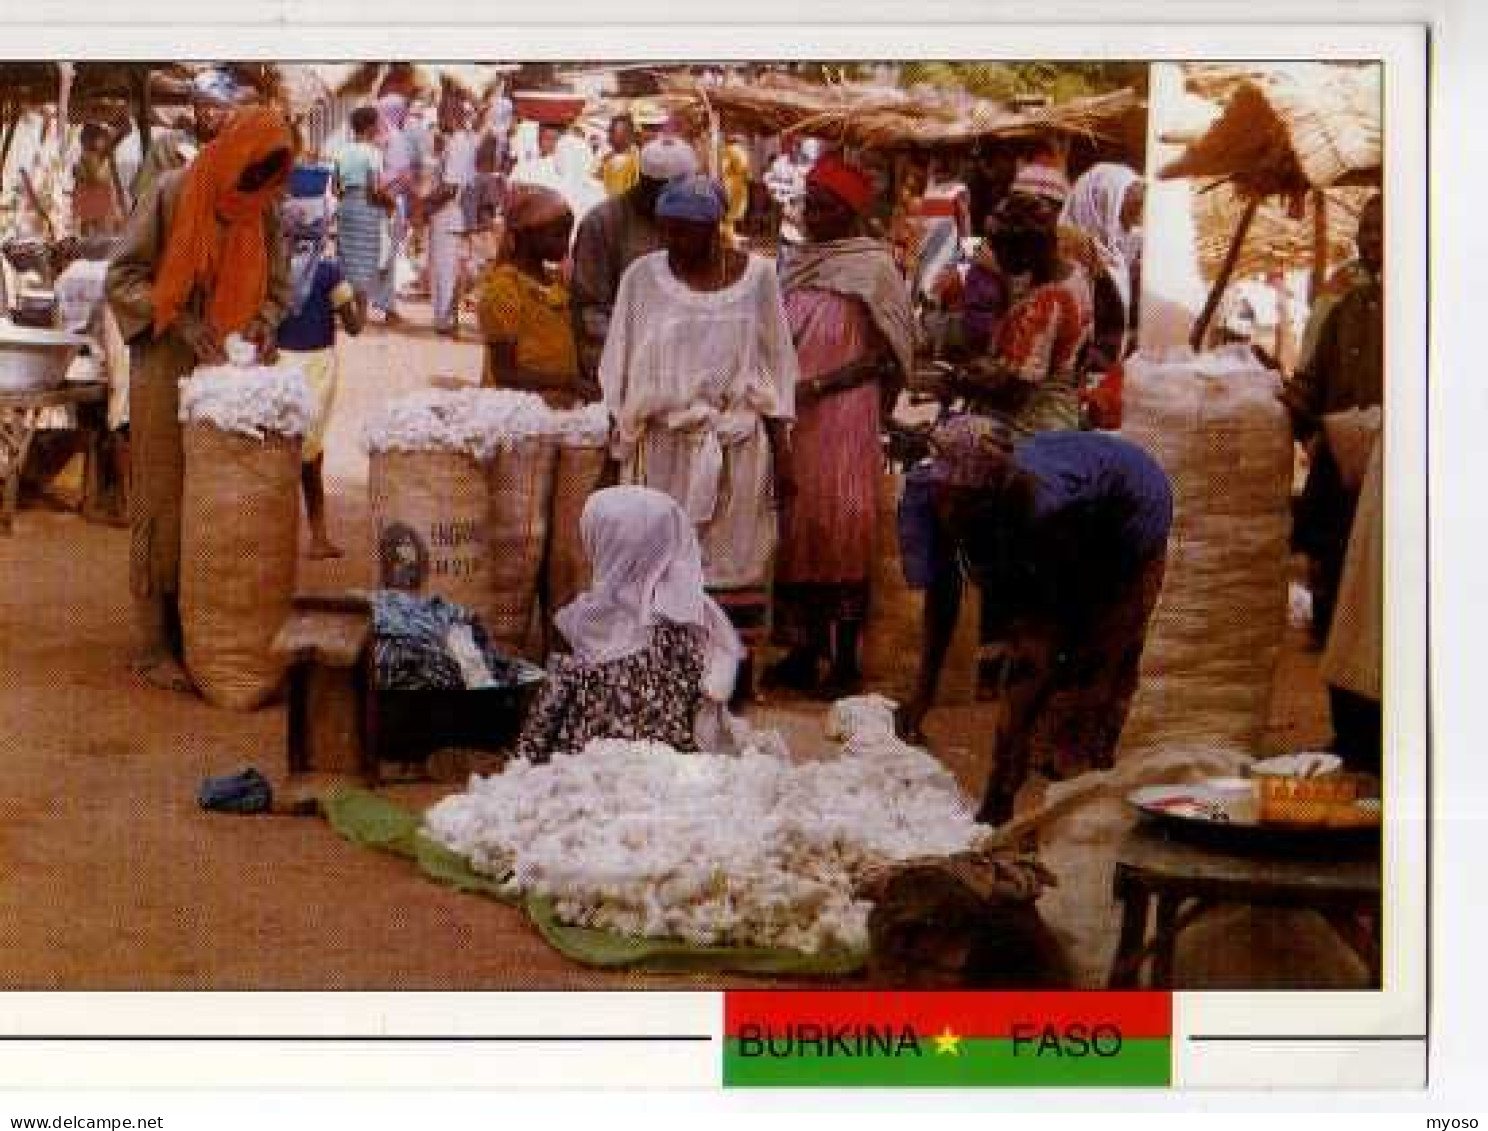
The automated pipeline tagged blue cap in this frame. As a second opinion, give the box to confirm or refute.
[655,175,728,223]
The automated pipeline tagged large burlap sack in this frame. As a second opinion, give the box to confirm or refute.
[862,471,979,707]
[368,449,496,630]
[1118,346,1294,756]
[486,438,558,654]
[545,443,608,619]
[180,424,301,710]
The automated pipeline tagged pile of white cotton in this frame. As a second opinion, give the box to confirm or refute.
[363,389,612,458]
[178,340,314,439]
[550,402,612,448]
[422,698,985,955]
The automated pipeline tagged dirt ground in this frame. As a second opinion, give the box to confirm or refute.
[0,302,1331,990]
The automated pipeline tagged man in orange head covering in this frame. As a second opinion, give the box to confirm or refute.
[106,106,295,693]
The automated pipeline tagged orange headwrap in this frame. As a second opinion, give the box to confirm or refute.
[151,106,295,338]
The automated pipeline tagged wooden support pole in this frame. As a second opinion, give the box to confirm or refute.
[1189,192,1261,351]
[1309,187,1330,304]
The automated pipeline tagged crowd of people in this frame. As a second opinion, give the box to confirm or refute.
[37,64,1381,827]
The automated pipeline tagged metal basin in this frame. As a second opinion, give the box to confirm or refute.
[0,323,91,393]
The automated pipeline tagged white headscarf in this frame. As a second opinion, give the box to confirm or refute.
[1060,162,1140,316]
[553,486,743,705]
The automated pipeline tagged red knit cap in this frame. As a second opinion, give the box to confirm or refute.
[807,153,875,215]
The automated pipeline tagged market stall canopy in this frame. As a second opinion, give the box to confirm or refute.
[0,62,196,123]
[1190,181,1374,283]
[318,62,519,104]
[667,73,1144,152]
[1161,64,1381,194]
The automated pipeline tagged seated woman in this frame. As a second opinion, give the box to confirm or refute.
[513,486,746,763]
[476,183,598,408]
[898,416,1174,826]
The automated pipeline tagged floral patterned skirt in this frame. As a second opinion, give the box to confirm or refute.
[979,554,1167,823]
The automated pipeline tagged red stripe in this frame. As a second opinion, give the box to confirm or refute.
[724,991,1171,1039]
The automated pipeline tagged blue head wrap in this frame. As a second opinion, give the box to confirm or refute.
[656,175,728,223]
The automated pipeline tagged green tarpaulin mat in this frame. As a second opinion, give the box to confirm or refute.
[523,894,865,975]
[323,787,516,903]
[323,788,866,976]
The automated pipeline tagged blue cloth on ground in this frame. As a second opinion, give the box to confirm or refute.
[198,768,274,814]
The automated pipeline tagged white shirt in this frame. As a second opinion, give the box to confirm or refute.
[601,251,797,438]
[431,130,478,232]
[599,252,800,588]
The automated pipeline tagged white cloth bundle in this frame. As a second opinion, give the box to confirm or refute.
[422,697,984,954]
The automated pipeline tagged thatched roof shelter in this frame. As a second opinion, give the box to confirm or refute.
[1159,63,1381,348]
[316,62,516,105]
[0,62,196,123]
[1161,64,1381,194]
[1190,181,1373,282]
[668,73,1144,154]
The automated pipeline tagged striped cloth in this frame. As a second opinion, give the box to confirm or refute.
[337,188,386,296]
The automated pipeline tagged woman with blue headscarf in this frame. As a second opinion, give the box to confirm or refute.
[276,209,365,559]
[599,174,801,695]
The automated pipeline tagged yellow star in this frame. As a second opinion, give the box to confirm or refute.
[933,1026,962,1056]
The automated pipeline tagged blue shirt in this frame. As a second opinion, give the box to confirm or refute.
[276,259,346,353]
[952,431,1173,625]
[1017,431,1174,570]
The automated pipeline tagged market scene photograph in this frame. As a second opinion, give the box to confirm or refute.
[0,59,1385,991]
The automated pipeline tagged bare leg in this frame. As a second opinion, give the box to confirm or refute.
[106,431,131,526]
[301,456,342,559]
[132,594,193,693]
[821,617,864,698]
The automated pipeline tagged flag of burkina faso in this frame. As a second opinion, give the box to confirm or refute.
[723,991,1171,1087]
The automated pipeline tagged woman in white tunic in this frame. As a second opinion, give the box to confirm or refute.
[599,175,799,688]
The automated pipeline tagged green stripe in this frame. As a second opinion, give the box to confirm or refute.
[724,1036,1171,1087]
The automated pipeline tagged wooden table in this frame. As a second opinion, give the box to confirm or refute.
[1106,821,1381,989]
[0,381,109,534]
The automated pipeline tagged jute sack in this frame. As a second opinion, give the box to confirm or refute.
[862,470,979,707]
[1118,348,1293,756]
[545,443,608,619]
[486,438,558,654]
[180,424,301,710]
[368,449,496,630]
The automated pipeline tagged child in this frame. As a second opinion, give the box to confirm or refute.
[276,212,365,559]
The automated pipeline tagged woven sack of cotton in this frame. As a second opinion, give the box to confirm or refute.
[368,448,496,629]
[364,388,564,638]
[486,437,559,654]
[177,347,311,710]
[543,406,611,623]
[1116,345,1294,756]
[861,471,980,706]
[422,696,987,956]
